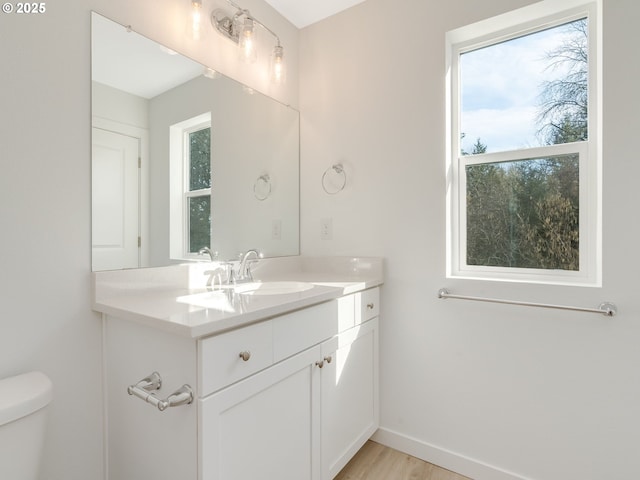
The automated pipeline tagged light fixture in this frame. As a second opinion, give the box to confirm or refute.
[238,16,257,63]
[270,44,285,85]
[187,0,203,40]
[210,0,285,84]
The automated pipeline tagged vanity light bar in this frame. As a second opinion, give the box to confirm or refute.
[209,0,285,83]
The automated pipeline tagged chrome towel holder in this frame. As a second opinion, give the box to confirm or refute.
[438,288,617,317]
[127,372,194,412]
[322,163,346,194]
[254,173,272,200]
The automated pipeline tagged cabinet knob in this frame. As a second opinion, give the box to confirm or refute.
[316,356,332,368]
[239,351,251,362]
[367,303,375,309]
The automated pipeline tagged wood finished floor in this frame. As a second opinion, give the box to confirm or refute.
[334,441,472,480]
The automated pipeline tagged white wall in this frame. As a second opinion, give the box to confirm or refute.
[92,82,149,129]
[148,75,299,264]
[0,1,298,479]
[4,0,639,479]
[300,0,640,479]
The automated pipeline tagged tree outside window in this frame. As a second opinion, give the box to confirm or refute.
[448,3,600,286]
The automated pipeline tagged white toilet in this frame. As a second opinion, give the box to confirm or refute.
[0,371,53,480]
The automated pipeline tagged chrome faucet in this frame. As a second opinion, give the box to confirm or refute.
[198,247,218,262]
[235,249,261,283]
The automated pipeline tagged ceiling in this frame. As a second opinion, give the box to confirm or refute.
[92,13,206,99]
[263,0,367,28]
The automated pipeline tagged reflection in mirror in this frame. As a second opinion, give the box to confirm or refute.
[91,12,299,271]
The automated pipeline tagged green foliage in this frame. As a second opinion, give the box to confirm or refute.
[189,196,211,253]
[188,127,211,253]
[189,128,211,191]
[461,135,487,156]
[466,156,579,270]
[471,138,487,154]
[464,18,586,271]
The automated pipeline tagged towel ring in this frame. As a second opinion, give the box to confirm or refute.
[254,174,271,201]
[322,164,346,195]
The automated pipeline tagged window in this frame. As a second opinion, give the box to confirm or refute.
[170,113,212,260]
[446,1,601,286]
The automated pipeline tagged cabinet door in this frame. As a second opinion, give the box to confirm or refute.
[321,318,379,480]
[200,345,322,480]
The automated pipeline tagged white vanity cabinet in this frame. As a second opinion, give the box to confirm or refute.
[200,344,321,480]
[321,316,379,479]
[103,287,380,480]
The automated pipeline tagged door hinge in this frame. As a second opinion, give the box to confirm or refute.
[138,236,141,247]
[138,157,141,168]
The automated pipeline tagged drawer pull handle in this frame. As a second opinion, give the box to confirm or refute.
[324,355,333,364]
[315,360,324,368]
[239,351,251,362]
[367,303,375,309]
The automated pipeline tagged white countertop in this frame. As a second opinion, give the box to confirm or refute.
[92,256,383,338]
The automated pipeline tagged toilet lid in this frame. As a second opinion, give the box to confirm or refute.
[0,371,53,426]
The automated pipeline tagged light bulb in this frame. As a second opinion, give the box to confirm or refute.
[187,0,202,40]
[238,17,257,63]
[269,45,286,85]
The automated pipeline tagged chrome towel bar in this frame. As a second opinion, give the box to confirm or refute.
[127,372,194,412]
[437,288,617,317]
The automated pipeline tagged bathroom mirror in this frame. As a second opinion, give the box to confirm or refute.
[91,12,299,271]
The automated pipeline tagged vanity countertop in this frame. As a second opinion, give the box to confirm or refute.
[92,256,383,338]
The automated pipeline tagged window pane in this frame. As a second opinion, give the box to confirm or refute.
[189,128,211,191]
[188,195,211,253]
[460,18,588,155]
[466,154,579,270]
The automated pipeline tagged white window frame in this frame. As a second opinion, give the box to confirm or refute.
[170,112,212,261]
[446,0,602,287]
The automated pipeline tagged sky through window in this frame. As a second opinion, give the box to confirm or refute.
[460,19,586,154]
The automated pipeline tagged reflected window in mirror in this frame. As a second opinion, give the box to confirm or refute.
[91,13,300,271]
[170,112,212,260]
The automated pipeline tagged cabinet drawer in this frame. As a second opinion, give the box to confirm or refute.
[273,301,338,363]
[199,320,273,395]
[355,288,380,325]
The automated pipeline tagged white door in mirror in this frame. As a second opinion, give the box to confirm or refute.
[92,128,139,271]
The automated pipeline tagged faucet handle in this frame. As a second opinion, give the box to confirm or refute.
[219,261,236,284]
[244,262,258,283]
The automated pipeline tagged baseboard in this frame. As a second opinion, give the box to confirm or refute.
[329,423,378,478]
[371,427,534,480]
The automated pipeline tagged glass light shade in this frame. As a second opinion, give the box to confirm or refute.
[270,45,286,85]
[238,17,257,63]
[187,0,202,40]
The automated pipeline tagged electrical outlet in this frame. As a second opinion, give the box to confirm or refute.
[320,218,333,240]
[272,219,282,240]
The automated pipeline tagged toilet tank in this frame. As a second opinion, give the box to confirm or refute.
[0,371,53,480]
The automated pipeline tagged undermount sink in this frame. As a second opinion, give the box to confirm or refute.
[234,281,314,296]
[177,282,315,309]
